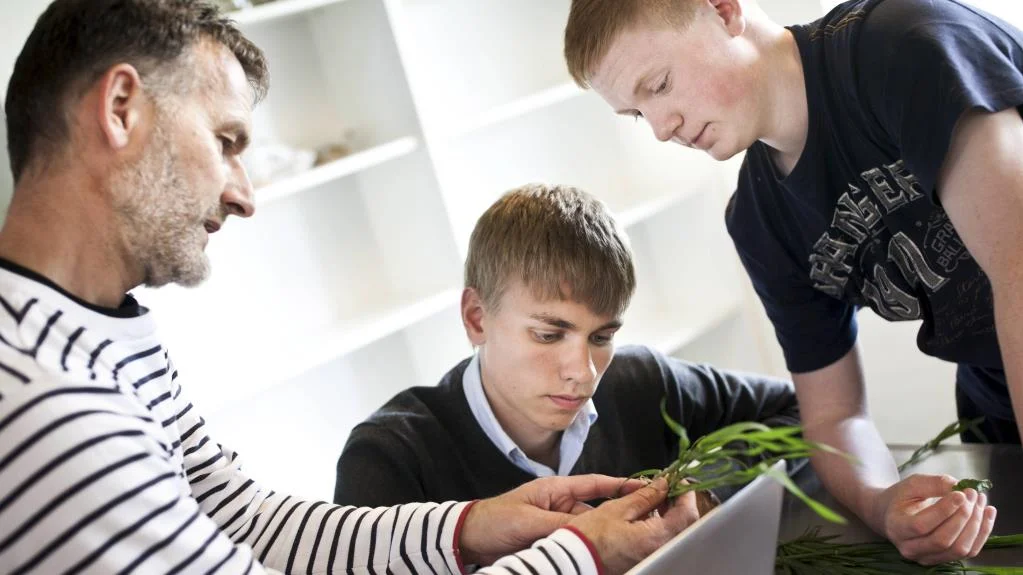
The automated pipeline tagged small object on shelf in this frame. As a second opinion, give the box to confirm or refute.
[314,143,352,167]
[243,142,316,189]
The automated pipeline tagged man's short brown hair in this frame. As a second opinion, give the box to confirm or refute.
[465,183,636,318]
[4,0,270,182]
[564,0,698,88]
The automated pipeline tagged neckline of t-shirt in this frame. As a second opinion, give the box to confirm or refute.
[769,24,820,192]
[0,256,146,319]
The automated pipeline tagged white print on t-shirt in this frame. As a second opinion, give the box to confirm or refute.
[807,159,968,321]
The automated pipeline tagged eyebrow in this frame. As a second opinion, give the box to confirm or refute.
[529,313,623,332]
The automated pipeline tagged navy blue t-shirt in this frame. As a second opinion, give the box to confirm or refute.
[726,0,1023,419]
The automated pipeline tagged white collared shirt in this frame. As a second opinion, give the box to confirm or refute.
[462,353,598,477]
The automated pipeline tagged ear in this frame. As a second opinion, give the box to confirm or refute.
[709,0,746,37]
[461,287,488,347]
[95,63,147,151]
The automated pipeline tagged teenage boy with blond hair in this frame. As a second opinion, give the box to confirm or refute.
[335,184,799,515]
[563,0,1016,565]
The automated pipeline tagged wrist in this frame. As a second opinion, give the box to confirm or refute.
[561,526,606,575]
[857,484,892,535]
[456,500,482,570]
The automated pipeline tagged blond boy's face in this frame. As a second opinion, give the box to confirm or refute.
[473,280,622,441]
[588,7,763,161]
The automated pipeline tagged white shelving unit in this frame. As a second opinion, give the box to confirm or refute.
[1,0,803,500]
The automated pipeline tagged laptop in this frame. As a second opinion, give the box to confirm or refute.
[626,460,786,575]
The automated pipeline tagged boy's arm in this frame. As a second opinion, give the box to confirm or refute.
[793,345,994,565]
[937,107,1023,443]
[656,349,799,438]
[333,424,429,507]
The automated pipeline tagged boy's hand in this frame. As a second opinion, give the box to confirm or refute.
[873,473,997,565]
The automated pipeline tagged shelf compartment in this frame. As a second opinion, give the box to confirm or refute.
[155,286,461,412]
[256,136,419,206]
[440,82,585,142]
[242,0,420,156]
[393,0,573,130]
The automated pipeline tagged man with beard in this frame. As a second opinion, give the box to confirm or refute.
[0,1,698,573]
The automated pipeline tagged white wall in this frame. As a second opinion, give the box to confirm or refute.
[0,1,50,222]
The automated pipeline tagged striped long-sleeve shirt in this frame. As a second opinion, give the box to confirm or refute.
[0,260,600,574]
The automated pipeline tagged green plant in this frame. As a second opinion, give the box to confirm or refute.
[954,479,993,494]
[899,418,988,472]
[631,398,852,524]
[776,527,1023,574]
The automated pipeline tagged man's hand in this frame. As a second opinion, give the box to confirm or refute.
[458,474,650,566]
[871,473,997,565]
[567,478,700,575]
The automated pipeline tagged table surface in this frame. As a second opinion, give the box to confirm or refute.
[778,443,1023,566]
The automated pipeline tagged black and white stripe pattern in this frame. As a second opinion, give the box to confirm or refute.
[0,266,598,574]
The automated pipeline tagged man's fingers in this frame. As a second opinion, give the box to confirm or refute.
[603,477,670,521]
[890,490,967,541]
[570,501,594,515]
[615,478,649,497]
[553,474,649,502]
[661,490,700,532]
[532,510,580,534]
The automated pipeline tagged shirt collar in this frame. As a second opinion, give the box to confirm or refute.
[462,353,598,476]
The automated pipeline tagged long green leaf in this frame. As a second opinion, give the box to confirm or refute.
[898,417,987,472]
[765,465,847,524]
[659,397,690,452]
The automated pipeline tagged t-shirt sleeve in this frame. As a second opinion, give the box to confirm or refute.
[857,0,1023,194]
[653,349,801,438]
[725,170,860,374]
